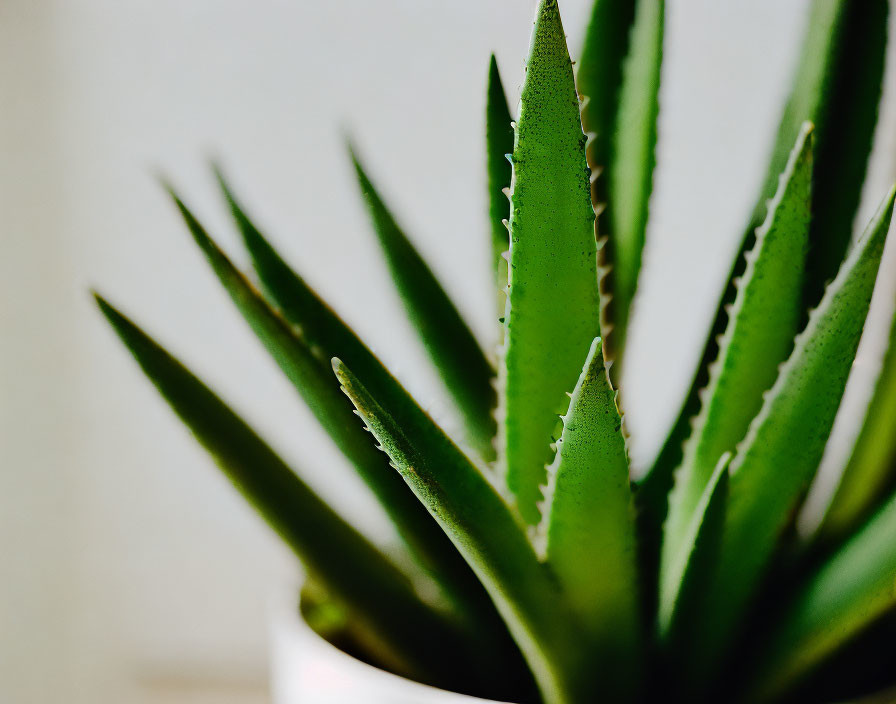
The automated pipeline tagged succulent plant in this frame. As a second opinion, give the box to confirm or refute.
[95,0,896,702]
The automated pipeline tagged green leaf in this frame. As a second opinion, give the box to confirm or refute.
[753,0,888,309]
[661,124,813,597]
[502,0,601,526]
[658,453,730,648]
[630,402,687,624]
[576,0,636,362]
[595,0,664,360]
[748,490,896,702]
[215,167,352,370]
[334,358,594,704]
[171,185,519,671]
[681,186,896,687]
[350,150,497,462]
[817,296,896,543]
[538,337,642,700]
[217,166,491,464]
[93,295,485,693]
[636,0,888,581]
[577,0,637,208]
[486,54,514,326]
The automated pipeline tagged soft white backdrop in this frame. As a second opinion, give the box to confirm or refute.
[2,1,894,702]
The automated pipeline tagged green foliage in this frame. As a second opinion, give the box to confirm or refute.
[501,0,601,526]
[750,490,896,702]
[350,150,497,461]
[577,0,636,223]
[755,0,888,309]
[661,124,813,608]
[818,298,896,544]
[658,453,730,646]
[97,1,896,703]
[334,359,591,704]
[93,295,491,693]
[636,0,889,590]
[167,185,514,651]
[486,55,514,325]
[539,338,642,700]
[680,186,896,689]
[577,0,665,363]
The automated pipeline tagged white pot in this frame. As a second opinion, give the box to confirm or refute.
[270,597,509,704]
[269,595,896,704]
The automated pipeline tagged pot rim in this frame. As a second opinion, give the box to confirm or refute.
[270,586,896,704]
[269,585,511,704]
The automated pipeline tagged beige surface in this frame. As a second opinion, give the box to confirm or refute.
[132,681,268,704]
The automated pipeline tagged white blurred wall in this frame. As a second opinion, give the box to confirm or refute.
[1,1,894,702]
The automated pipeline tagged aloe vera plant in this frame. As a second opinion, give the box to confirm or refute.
[96,1,896,702]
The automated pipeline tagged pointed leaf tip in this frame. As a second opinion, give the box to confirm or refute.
[93,295,489,691]
[184,185,507,646]
[337,353,595,704]
[659,452,731,644]
[596,0,664,362]
[94,291,120,324]
[637,0,888,596]
[486,51,514,332]
[820,225,896,542]
[661,122,814,628]
[165,186,221,261]
[502,0,600,526]
[540,334,641,699]
[351,147,497,461]
[679,183,896,686]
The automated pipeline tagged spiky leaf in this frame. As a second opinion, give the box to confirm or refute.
[749,490,896,702]
[502,0,601,525]
[601,0,664,359]
[168,188,504,635]
[818,297,896,542]
[219,167,504,478]
[539,337,641,700]
[658,453,729,643]
[576,0,636,360]
[681,186,896,686]
[216,166,356,370]
[93,295,483,692]
[661,124,813,594]
[350,150,496,461]
[486,54,514,325]
[577,0,637,207]
[334,359,594,704]
[755,0,888,308]
[637,0,888,577]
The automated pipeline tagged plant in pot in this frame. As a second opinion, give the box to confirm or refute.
[95,0,896,702]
